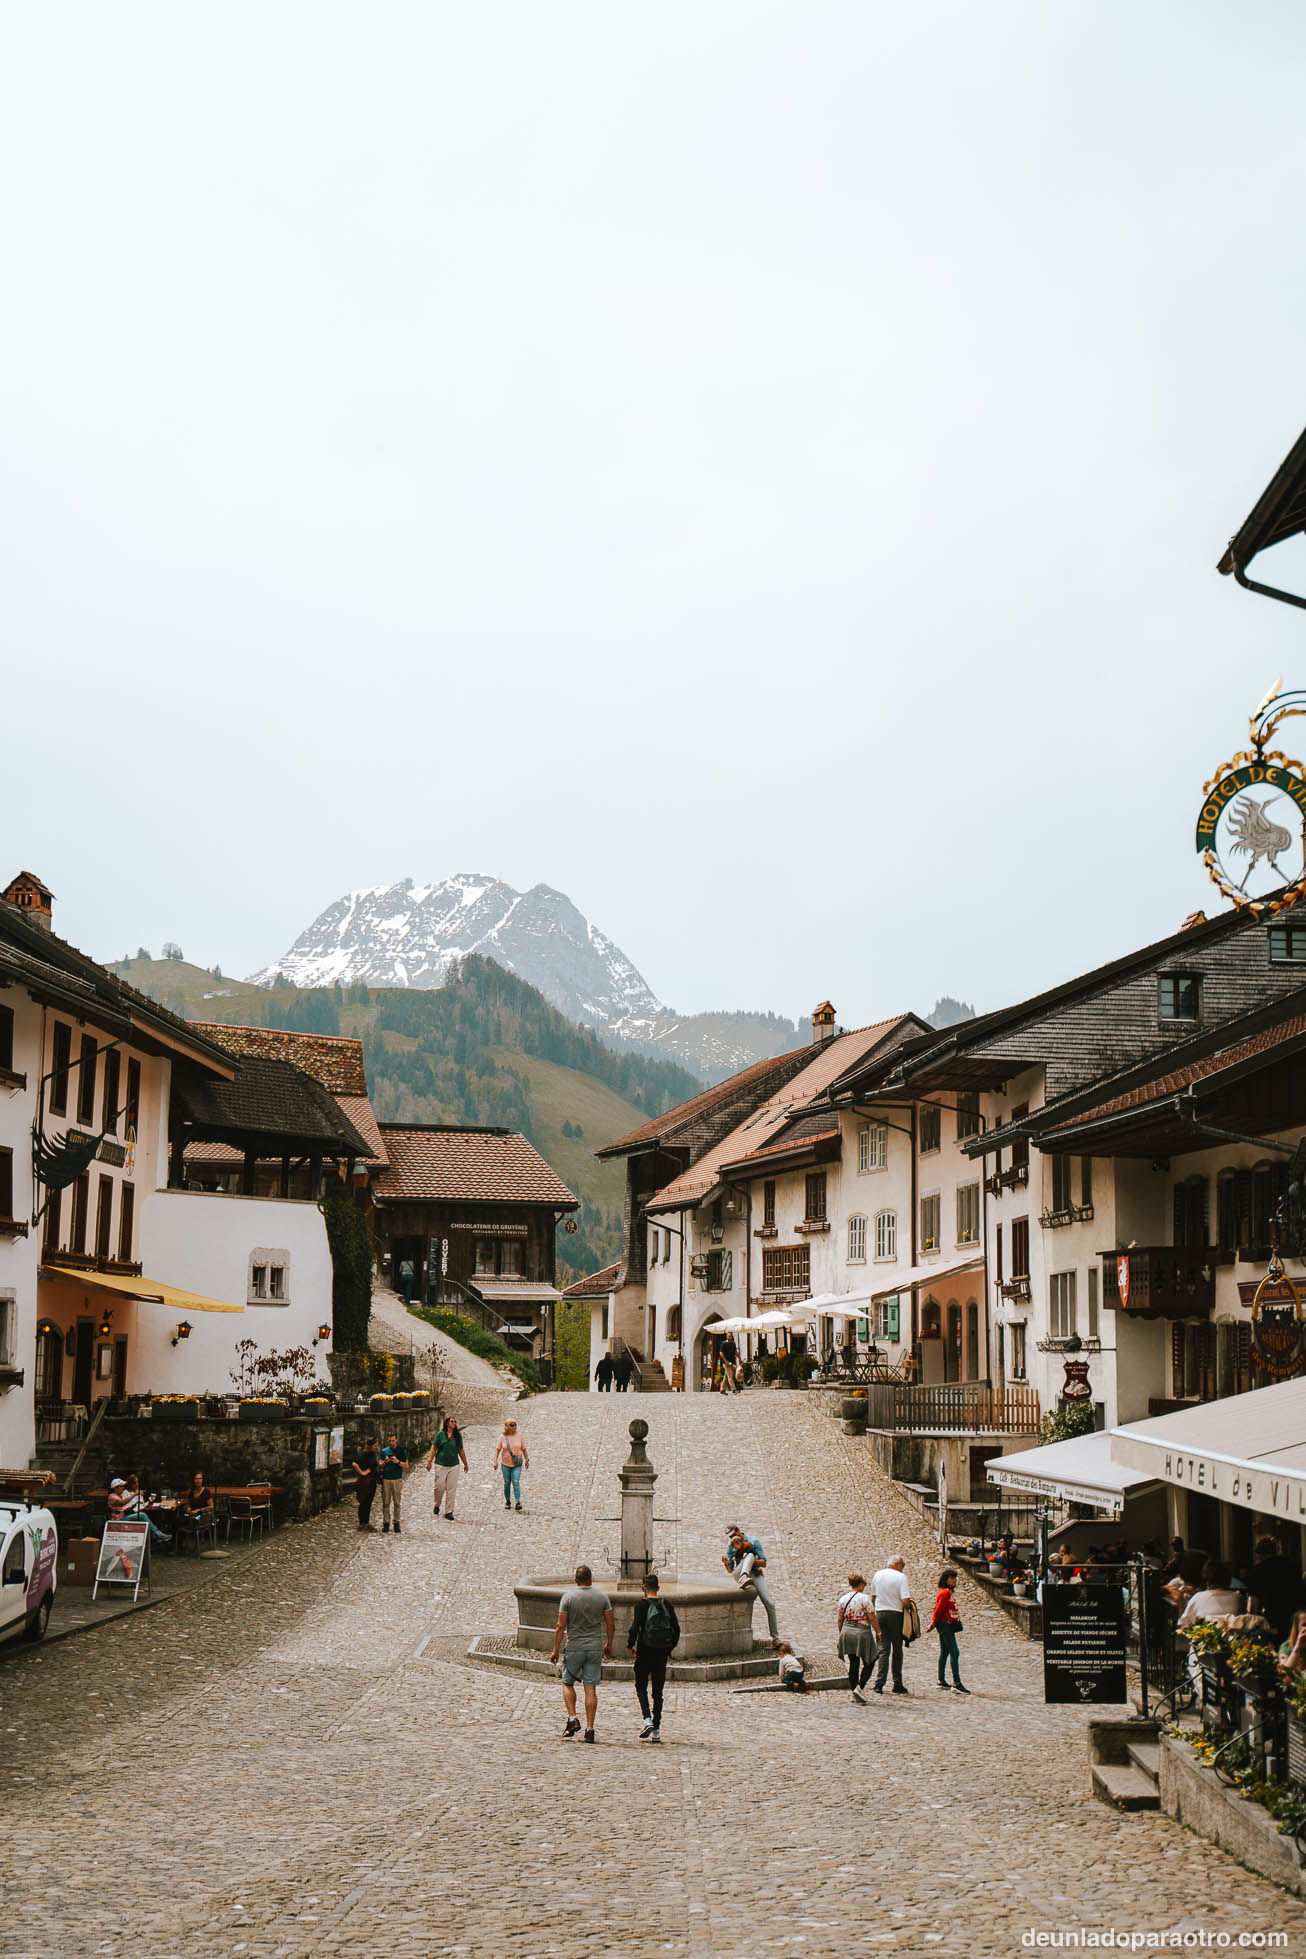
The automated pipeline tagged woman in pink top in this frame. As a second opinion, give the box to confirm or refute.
[494,1419,529,1512]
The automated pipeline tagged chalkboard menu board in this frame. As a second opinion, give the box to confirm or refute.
[1042,1583,1128,1704]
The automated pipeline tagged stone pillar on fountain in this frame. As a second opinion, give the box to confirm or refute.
[618,1417,658,1582]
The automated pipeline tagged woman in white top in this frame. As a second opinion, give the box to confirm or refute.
[1176,1559,1245,1631]
[836,1572,881,1703]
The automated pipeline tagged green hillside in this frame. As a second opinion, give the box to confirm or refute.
[107,952,692,1277]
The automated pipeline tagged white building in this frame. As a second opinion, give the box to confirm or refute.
[0,873,362,1467]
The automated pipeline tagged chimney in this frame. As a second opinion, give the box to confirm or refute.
[2,871,54,931]
[812,1000,836,1043]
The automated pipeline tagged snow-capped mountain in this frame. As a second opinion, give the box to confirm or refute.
[251,876,665,1031]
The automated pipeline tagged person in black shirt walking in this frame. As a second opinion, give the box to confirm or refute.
[627,1572,680,1742]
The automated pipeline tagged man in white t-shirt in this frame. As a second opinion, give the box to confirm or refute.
[871,1557,912,1694]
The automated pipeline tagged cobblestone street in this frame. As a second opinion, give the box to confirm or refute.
[3,1392,1304,1958]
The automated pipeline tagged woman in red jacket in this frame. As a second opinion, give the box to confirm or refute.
[932,1569,969,1693]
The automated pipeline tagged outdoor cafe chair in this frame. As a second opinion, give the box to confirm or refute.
[226,1495,266,1544]
[174,1507,218,1556]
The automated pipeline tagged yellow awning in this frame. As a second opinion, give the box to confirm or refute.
[40,1262,244,1314]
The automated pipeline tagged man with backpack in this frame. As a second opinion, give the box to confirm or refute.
[627,1572,680,1742]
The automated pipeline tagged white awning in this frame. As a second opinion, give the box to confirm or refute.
[474,1280,559,1304]
[805,1289,875,1318]
[870,1255,983,1305]
[1111,1378,1306,1523]
[988,1431,1159,1517]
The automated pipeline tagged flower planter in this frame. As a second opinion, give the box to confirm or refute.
[841,1396,868,1423]
[239,1401,289,1423]
[1012,1582,1030,1599]
[151,1400,199,1422]
[989,1560,1005,1579]
[370,1396,393,1411]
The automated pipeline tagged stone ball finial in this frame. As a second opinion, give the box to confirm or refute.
[629,1417,649,1442]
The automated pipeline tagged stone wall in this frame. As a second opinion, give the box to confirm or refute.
[327,1351,417,1399]
[103,1404,440,1521]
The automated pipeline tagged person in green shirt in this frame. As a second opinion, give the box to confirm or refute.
[426,1416,469,1520]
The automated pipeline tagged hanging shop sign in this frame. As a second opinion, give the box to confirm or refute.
[1061,1358,1093,1402]
[1238,1264,1306,1380]
[1196,683,1306,916]
[1116,1257,1131,1311]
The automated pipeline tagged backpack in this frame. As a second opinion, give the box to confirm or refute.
[641,1599,677,1651]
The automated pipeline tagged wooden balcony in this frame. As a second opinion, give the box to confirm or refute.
[1101,1247,1214,1320]
[863,1382,1041,1435]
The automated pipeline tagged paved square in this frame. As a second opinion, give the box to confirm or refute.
[2,1392,1302,1957]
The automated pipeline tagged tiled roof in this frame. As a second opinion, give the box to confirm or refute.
[175,1057,372,1154]
[645,1018,916,1212]
[1042,1010,1306,1130]
[374,1126,578,1207]
[596,1046,817,1157]
[194,1023,368,1094]
[562,1261,621,1299]
[337,1094,388,1167]
[723,1115,840,1170]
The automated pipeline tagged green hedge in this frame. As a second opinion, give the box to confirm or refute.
[413,1307,541,1391]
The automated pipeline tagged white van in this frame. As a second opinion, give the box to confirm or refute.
[0,1496,57,1646]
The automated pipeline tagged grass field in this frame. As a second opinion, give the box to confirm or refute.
[484,1046,639,1215]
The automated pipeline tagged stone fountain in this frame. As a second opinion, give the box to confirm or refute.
[473,1418,774,1681]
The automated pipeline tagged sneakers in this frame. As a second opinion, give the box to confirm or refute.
[394,1524,401,1535]
[649,1729,662,1743]
[583,1728,596,1744]
[504,1501,511,1510]
[563,1717,581,1739]
[640,1718,654,1740]
[444,1513,455,1521]
[851,1686,867,1704]
[382,1524,390,1533]
[892,1686,910,1696]
[515,1503,523,1511]
[872,1684,884,1694]
[953,1683,971,1694]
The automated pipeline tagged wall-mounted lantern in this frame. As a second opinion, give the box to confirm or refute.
[313,1323,331,1347]
[171,1320,192,1347]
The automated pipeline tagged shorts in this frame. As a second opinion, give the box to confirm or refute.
[562,1649,604,1687]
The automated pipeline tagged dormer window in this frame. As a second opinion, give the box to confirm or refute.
[1159,973,1201,1024]
[1269,923,1306,962]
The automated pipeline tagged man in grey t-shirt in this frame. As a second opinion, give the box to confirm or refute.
[549,1563,614,1743]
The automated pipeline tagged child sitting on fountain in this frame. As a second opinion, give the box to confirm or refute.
[777,1640,807,1691]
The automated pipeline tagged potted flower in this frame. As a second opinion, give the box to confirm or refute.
[152,1394,200,1421]
[1228,1634,1280,1695]
[239,1396,289,1423]
[370,1393,393,1412]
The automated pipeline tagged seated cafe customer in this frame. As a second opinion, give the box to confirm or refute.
[106,1478,129,1518]
[180,1470,214,1516]
[1280,1609,1306,1675]
[1176,1560,1243,1631]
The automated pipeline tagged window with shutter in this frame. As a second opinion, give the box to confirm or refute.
[919,1105,941,1154]
[50,1022,71,1116]
[805,1173,827,1222]
[1010,1216,1030,1277]
[763,1180,776,1227]
[101,1047,120,1135]
[118,1183,134,1263]
[70,1173,89,1254]
[94,1175,113,1260]
[1086,1265,1099,1340]
[1010,1105,1030,1170]
[76,1035,97,1126]
[1051,1157,1072,1213]
[956,1183,979,1244]
[42,1185,61,1252]
[0,1148,12,1221]
[955,1094,980,1141]
[874,1210,896,1261]
[847,1215,866,1262]
[920,1192,940,1252]
[762,1245,809,1292]
[1171,1323,1186,1398]
[125,1057,141,1136]
[0,1005,12,1074]
[1080,1157,1093,1208]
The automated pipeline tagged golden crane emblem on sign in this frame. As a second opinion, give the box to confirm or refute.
[1196,678,1306,916]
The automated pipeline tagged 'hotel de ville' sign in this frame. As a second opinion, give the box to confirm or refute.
[1196,679,1306,915]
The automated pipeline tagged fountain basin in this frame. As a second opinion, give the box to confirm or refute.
[513,1573,757,1660]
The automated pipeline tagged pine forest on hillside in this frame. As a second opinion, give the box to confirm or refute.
[112,951,702,1278]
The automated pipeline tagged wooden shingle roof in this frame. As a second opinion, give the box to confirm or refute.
[374,1126,578,1208]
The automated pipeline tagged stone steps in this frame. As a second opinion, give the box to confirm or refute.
[1088,1715,1161,1812]
[1091,1762,1161,1811]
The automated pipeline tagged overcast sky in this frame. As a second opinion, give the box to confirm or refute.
[5,3,1306,1027]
